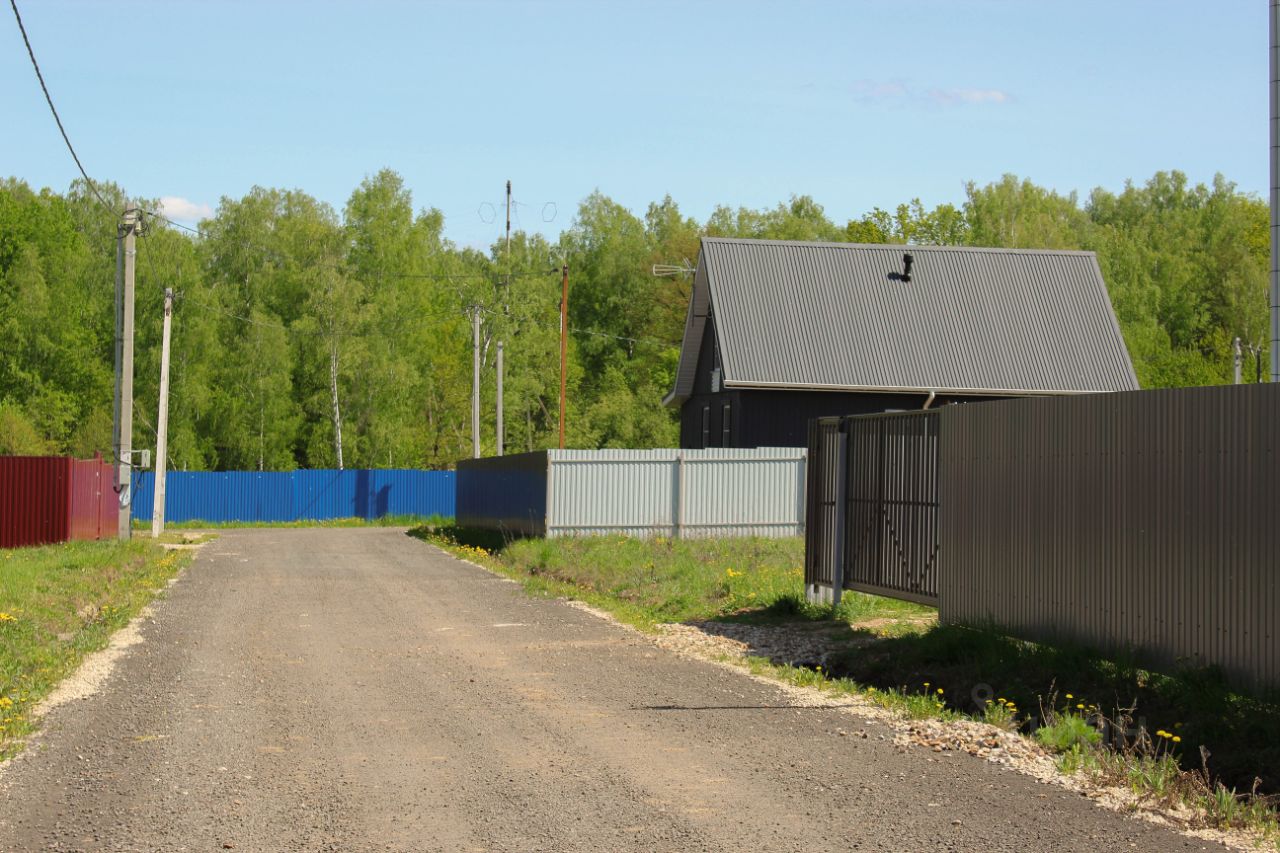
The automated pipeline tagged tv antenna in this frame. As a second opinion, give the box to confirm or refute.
[652,260,696,278]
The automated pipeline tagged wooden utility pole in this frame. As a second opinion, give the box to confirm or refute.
[472,307,481,458]
[113,208,139,540]
[151,288,174,537]
[505,179,511,256]
[559,263,568,449]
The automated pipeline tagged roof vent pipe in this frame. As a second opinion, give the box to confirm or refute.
[902,253,914,283]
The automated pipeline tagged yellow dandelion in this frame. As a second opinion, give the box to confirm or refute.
[936,688,944,695]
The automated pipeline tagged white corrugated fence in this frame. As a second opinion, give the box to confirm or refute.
[457,448,806,539]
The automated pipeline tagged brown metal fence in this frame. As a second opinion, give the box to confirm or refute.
[805,384,1280,689]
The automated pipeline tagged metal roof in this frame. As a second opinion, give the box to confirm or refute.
[666,237,1139,405]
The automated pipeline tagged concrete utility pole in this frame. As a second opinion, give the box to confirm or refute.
[496,341,504,456]
[472,308,481,458]
[505,179,512,257]
[559,263,568,449]
[1271,0,1279,381]
[1234,337,1243,385]
[113,208,139,540]
[151,288,174,537]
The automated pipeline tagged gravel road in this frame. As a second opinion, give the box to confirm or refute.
[0,529,1220,852]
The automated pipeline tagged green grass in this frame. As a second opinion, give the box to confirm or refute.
[823,624,1280,798]
[411,526,931,631]
[0,539,195,757]
[138,513,451,530]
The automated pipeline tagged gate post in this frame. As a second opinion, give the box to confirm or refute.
[830,423,848,606]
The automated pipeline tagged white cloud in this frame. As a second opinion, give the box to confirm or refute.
[850,80,1013,107]
[851,79,910,101]
[158,195,213,222]
[928,88,1012,106]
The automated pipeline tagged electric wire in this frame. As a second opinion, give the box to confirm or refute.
[8,0,116,216]
[474,304,676,350]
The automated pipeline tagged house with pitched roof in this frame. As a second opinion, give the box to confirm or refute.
[664,237,1139,448]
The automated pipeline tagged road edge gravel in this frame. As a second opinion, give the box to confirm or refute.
[431,543,1253,852]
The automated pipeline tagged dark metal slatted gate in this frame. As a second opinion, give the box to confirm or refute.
[805,411,940,605]
[803,419,841,591]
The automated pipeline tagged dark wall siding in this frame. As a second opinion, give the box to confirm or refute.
[680,389,1006,449]
[680,391,741,449]
[736,391,929,448]
[691,313,720,396]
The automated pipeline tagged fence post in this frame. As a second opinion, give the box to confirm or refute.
[674,451,685,539]
[831,424,848,606]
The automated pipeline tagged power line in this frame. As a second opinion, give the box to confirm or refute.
[475,304,676,350]
[8,0,115,215]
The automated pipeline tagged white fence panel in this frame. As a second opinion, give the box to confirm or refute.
[545,448,806,539]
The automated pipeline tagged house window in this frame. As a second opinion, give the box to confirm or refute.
[721,402,731,447]
[701,406,711,448]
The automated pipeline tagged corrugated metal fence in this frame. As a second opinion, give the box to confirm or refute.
[0,455,117,548]
[459,448,806,538]
[130,469,455,523]
[806,384,1280,689]
[805,413,940,605]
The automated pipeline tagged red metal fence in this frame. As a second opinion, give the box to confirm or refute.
[0,455,118,548]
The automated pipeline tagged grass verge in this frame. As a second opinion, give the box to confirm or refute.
[136,513,451,530]
[0,538,196,759]
[411,524,1280,842]
[410,525,929,630]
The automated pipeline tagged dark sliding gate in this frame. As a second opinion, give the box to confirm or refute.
[804,411,940,605]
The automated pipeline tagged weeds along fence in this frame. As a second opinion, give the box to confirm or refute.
[0,455,117,548]
[457,448,807,539]
[806,383,1280,690]
[130,469,455,524]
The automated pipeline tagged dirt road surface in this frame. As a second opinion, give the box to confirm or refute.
[0,529,1218,852]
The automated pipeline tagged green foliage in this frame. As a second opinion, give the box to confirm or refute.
[0,400,50,455]
[1035,713,1102,752]
[0,168,1270,466]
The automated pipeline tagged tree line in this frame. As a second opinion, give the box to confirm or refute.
[0,169,1269,469]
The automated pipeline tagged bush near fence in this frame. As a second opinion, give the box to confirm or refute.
[131,469,455,524]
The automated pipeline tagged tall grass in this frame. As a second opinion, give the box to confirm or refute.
[416,528,931,629]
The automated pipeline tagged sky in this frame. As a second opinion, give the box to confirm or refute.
[0,0,1268,250]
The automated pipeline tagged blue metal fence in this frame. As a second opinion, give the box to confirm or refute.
[130,469,455,523]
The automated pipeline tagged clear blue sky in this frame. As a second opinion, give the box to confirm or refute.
[1,0,1267,250]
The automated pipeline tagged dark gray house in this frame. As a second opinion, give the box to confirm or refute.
[665,237,1139,449]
